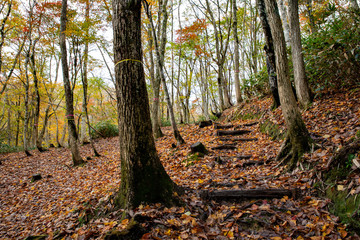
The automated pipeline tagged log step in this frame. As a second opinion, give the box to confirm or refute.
[201,188,300,201]
[219,138,258,142]
[214,124,234,129]
[215,130,251,136]
[212,144,237,150]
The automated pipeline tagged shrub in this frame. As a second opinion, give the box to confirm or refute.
[90,120,119,139]
[303,10,360,91]
[161,118,171,127]
[0,142,23,153]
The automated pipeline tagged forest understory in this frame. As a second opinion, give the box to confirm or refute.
[1,88,360,239]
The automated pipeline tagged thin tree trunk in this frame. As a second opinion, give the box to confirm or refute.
[145,1,185,145]
[60,0,84,166]
[257,0,280,108]
[350,0,360,10]
[288,0,312,108]
[24,50,32,156]
[36,105,51,151]
[113,0,179,209]
[232,0,242,105]
[306,0,316,34]
[264,0,311,170]
[6,95,11,145]
[147,16,164,138]
[277,0,290,45]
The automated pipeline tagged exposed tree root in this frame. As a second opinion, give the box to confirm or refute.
[275,134,312,170]
[326,138,360,169]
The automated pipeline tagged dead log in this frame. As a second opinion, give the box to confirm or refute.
[199,120,213,128]
[201,188,300,201]
[212,144,237,150]
[215,130,251,136]
[214,124,234,129]
[219,138,258,142]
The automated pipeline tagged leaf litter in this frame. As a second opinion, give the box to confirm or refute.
[0,89,359,239]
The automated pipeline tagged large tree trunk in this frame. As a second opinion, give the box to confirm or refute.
[60,0,84,166]
[264,0,311,170]
[113,0,179,209]
[288,0,312,108]
[232,0,242,105]
[257,0,280,109]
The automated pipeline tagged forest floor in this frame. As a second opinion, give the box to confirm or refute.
[1,89,360,239]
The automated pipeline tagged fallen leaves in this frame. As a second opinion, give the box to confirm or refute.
[0,90,359,239]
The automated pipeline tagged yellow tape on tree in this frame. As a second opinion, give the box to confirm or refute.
[115,59,144,67]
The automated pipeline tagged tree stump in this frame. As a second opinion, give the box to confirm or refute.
[199,120,213,128]
[190,142,207,154]
[31,174,42,182]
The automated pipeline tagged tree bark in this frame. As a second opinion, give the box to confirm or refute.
[113,0,179,209]
[257,0,280,108]
[232,0,242,105]
[264,0,311,170]
[288,0,312,108]
[60,0,84,166]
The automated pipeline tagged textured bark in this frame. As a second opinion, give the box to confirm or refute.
[232,0,242,104]
[60,0,84,166]
[113,0,179,209]
[257,0,280,108]
[288,0,312,108]
[264,0,311,169]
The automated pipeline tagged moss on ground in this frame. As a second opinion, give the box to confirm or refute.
[259,120,285,141]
